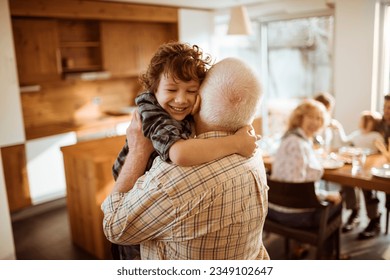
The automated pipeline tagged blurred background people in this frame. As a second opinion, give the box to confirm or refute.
[347,111,383,151]
[314,92,347,153]
[269,99,341,258]
[376,94,390,237]
[377,94,390,145]
[342,111,384,238]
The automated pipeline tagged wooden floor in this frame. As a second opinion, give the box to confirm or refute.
[11,197,390,260]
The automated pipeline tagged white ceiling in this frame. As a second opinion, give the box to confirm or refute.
[103,0,314,10]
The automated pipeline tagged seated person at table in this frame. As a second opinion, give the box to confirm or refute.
[314,92,347,152]
[377,94,390,238]
[269,99,341,258]
[347,110,384,151]
[376,94,390,160]
[341,111,384,235]
[356,94,390,239]
[377,94,390,145]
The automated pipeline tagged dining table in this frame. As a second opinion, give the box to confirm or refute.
[262,153,390,193]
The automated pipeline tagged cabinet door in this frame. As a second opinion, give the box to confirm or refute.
[100,21,139,77]
[100,21,178,78]
[1,144,31,212]
[12,18,61,84]
[134,22,178,73]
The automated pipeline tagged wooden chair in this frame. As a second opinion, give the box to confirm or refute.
[386,193,390,235]
[264,178,342,259]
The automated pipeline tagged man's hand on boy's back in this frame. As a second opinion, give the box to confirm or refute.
[126,112,154,157]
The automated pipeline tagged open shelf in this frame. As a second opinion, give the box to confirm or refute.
[58,20,103,74]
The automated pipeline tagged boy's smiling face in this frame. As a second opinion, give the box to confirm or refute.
[155,74,200,121]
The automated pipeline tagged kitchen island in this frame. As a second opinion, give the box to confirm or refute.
[61,135,126,259]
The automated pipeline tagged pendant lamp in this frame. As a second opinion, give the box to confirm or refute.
[227,6,252,35]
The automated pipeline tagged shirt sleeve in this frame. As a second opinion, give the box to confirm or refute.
[135,93,192,162]
[101,174,176,245]
[112,140,129,181]
[271,135,323,182]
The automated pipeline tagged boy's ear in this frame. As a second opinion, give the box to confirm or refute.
[191,95,201,115]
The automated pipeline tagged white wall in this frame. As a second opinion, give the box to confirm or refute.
[333,0,379,133]
[26,133,76,204]
[0,151,15,260]
[178,9,215,57]
[0,0,25,260]
[0,0,25,147]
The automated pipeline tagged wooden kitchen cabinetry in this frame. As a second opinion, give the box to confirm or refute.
[61,135,126,259]
[12,18,61,85]
[58,20,102,74]
[11,0,178,84]
[1,144,31,212]
[13,18,178,83]
[100,21,178,77]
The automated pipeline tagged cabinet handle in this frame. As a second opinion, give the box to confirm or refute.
[55,49,62,74]
[20,85,41,93]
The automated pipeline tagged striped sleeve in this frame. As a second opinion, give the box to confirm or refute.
[135,93,192,162]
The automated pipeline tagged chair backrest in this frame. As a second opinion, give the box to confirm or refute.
[267,177,321,209]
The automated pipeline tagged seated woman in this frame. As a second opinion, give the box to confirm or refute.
[314,92,347,152]
[269,99,341,228]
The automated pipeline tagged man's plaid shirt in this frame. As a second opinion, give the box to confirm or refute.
[102,131,270,260]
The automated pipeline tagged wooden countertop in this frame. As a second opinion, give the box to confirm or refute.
[61,135,126,162]
[25,114,132,140]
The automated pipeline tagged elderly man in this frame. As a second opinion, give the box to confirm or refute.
[101,58,269,260]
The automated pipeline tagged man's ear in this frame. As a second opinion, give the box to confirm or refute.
[191,95,201,115]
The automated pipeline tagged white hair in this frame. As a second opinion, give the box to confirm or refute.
[198,57,262,132]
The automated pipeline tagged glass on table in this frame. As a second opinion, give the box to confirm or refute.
[351,150,367,175]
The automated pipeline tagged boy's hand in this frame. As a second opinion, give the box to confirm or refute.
[234,125,260,157]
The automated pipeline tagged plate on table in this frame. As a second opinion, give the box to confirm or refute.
[338,146,373,156]
[337,147,374,164]
[321,158,345,169]
[371,164,390,179]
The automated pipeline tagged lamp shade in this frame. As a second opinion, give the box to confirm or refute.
[227,6,252,35]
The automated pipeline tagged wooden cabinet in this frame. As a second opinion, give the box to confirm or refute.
[11,0,178,84]
[13,18,178,83]
[61,135,126,259]
[13,18,104,84]
[12,18,61,85]
[101,21,178,77]
[1,144,32,212]
[58,20,102,74]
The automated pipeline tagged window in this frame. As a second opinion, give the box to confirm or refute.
[376,3,390,110]
[261,15,334,136]
[213,12,334,138]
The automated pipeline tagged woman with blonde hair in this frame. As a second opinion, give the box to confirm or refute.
[269,99,341,258]
[272,99,330,183]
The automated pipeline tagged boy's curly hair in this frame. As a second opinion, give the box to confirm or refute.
[139,42,212,93]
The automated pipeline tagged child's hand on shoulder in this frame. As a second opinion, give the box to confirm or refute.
[234,125,261,157]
